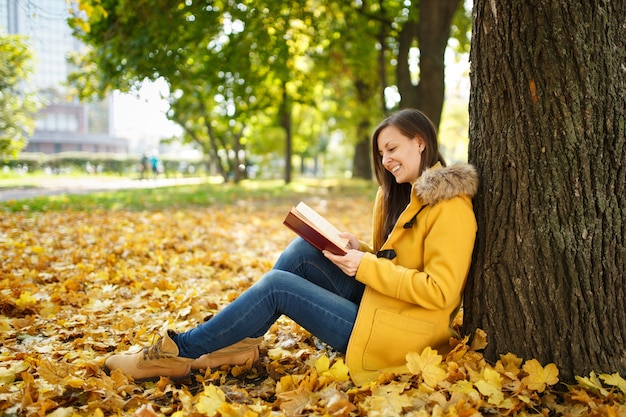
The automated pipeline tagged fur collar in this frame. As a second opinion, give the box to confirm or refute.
[413,163,478,205]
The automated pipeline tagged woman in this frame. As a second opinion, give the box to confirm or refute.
[104,109,478,386]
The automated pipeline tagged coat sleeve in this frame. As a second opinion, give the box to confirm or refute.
[354,197,477,310]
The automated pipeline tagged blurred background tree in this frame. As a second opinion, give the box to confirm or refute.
[0,32,41,160]
[67,0,471,183]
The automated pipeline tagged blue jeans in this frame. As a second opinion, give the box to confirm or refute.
[173,237,366,358]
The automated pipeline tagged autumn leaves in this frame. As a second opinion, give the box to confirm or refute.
[1,200,625,415]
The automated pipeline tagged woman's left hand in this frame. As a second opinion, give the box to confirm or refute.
[323,249,365,277]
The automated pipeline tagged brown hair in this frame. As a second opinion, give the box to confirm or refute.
[371,109,446,246]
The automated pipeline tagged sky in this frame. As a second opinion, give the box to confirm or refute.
[112,79,182,152]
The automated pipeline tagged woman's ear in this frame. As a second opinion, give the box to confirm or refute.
[415,137,425,153]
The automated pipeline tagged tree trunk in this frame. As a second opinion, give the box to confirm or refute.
[352,78,374,179]
[352,131,372,180]
[464,0,626,383]
[182,121,227,182]
[280,82,293,184]
[233,132,244,184]
[397,0,459,128]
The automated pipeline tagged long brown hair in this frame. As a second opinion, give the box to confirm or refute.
[371,109,446,246]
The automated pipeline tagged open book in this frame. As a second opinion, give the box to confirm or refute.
[283,201,349,255]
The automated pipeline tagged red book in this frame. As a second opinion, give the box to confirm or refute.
[283,202,349,255]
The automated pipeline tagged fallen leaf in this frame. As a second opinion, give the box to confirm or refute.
[15,291,37,309]
[406,347,447,387]
[575,371,610,397]
[0,360,30,384]
[196,384,226,416]
[315,355,350,382]
[599,373,626,395]
[475,367,504,405]
[0,202,620,416]
[521,359,559,393]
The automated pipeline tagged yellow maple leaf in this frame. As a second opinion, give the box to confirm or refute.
[449,380,482,404]
[196,384,226,416]
[0,361,30,384]
[496,352,523,376]
[0,316,11,332]
[406,346,447,387]
[365,384,413,416]
[315,354,331,374]
[15,291,37,309]
[521,359,559,392]
[575,371,610,396]
[276,375,302,394]
[600,373,626,395]
[314,355,350,381]
[267,346,292,360]
[37,359,74,384]
[475,367,504,405]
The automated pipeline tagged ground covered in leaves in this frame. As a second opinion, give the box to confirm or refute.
[1,196,625,416]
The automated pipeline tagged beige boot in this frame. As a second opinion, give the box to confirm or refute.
[104,330,193,382]
[191,337,263,370]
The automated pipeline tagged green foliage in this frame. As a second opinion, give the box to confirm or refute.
[0,32,41,160]
[69,0,331,182]
[67,1,471,181]
[449,0,473,53]
[0,152,45,172]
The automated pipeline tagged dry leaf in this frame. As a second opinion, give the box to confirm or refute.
[315,355,350,382]
[575,371,610,397]
[521,359,559,393]
[599,373,626,395]
[475,367,504,405]
[0,202,619,416]
[196,384,226,416]
[406,346,447,387]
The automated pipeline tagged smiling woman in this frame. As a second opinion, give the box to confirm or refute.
[102,108,479,386]
[376,124,425,184]
[371,109,448,245]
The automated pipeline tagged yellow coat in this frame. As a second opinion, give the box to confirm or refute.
[347,163,478,385]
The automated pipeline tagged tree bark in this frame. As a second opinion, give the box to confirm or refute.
[280,82,293,184]
[352,128,372,180]
[352,78,374,179]
[464,0,626,383]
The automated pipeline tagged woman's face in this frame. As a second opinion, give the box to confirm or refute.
[377,125,424,185]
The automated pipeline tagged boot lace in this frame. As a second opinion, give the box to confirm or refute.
[143,334,175,360]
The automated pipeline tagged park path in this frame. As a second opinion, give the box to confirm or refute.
[0,176,207,202]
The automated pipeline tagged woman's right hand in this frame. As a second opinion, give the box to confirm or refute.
[323,249,364,277]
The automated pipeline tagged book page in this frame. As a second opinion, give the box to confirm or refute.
[295,202,349,248]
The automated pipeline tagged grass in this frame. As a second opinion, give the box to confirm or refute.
[0,175,378,213]
[0,170,125,188]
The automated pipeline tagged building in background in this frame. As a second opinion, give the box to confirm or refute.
[0,0,128,154]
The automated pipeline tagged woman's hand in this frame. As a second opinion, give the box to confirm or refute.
[323,232,364,276]
[323,248,364,278]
